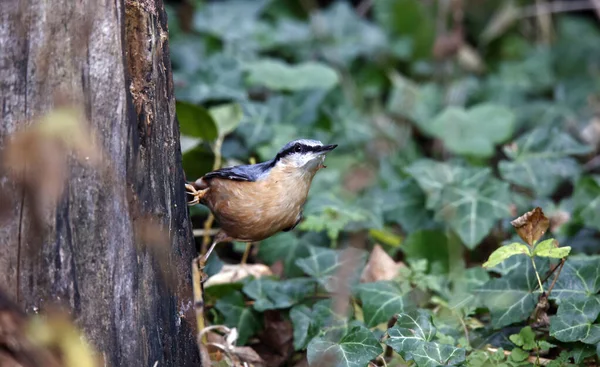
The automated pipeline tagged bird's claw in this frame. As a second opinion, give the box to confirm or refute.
[185,183,207,206]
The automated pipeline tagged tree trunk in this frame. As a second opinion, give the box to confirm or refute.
[0,0,200,366]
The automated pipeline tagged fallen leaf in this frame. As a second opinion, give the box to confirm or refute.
[360,245,405,283]
[252,311,293,367]
[510,207,549,246]
[204,264,273,287]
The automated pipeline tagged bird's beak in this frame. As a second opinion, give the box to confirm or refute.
[318,144,338,154]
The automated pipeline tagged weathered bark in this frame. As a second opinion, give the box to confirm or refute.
[0,0,200,366]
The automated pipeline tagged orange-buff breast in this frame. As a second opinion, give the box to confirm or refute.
[203,166,313,242]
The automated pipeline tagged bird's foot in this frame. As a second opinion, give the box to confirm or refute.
[185,183,207,206]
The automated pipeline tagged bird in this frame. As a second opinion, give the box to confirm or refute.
[185,139,337,264]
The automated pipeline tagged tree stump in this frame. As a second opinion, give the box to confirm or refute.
[0,0,201,365]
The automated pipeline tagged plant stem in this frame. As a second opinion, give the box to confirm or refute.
[192,257,207,345]
[531,257,545,294]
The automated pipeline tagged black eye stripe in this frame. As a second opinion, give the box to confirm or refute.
[277,143,318,160]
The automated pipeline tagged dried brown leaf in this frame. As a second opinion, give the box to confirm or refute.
[204,264,273,288]
[360,245,404,283]
[510,207,550,246]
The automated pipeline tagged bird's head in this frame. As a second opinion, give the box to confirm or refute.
[274,139,337,173]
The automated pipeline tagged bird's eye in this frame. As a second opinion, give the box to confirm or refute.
[294,144,303,153]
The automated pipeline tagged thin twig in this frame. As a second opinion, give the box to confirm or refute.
[539,258,566,287]
[545,258,566,297]
[240,242,253,265]
[454,310,471,348]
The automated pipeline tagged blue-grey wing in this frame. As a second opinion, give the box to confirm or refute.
[203,160,273,182]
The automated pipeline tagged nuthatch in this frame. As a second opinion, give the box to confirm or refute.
[186,139,337,262]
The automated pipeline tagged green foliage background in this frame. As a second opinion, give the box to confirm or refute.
[168,0,600,366]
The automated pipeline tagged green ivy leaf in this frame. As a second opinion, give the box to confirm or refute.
[477,257,548,328]
[257,232,311,278]
[567,344,596,364]
[573,176,600,231]
[299,206,367,242]
[243,59,339,91]
[437,178,512,249]
[509,326,537,351]
[295,248,367,293]
[311,2,387,65]
[550,257,600,302]
[242,278,315,312]
[429,104,515,158]
[192,0,270,44]
[487,253,524,276]
[402,230,450,273]
[386,73,442,131]
[307,324,383,367]
[383,179,433,234]
[412,342,466,367]
[407,160,512,248]
[214,291,261,345]
[483,243,531,268]
[533,239,571,259]
[291,299,354,353]
[386,310,436,360]
[290,305,316,351]
[209,103,243,137]
[173,53,246,103]
[356,281,415,327]
[549,296,600,344]
[176,101,218,140]
[406,160,483,207]
[386,310,465,367]
[499,127,592,196]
